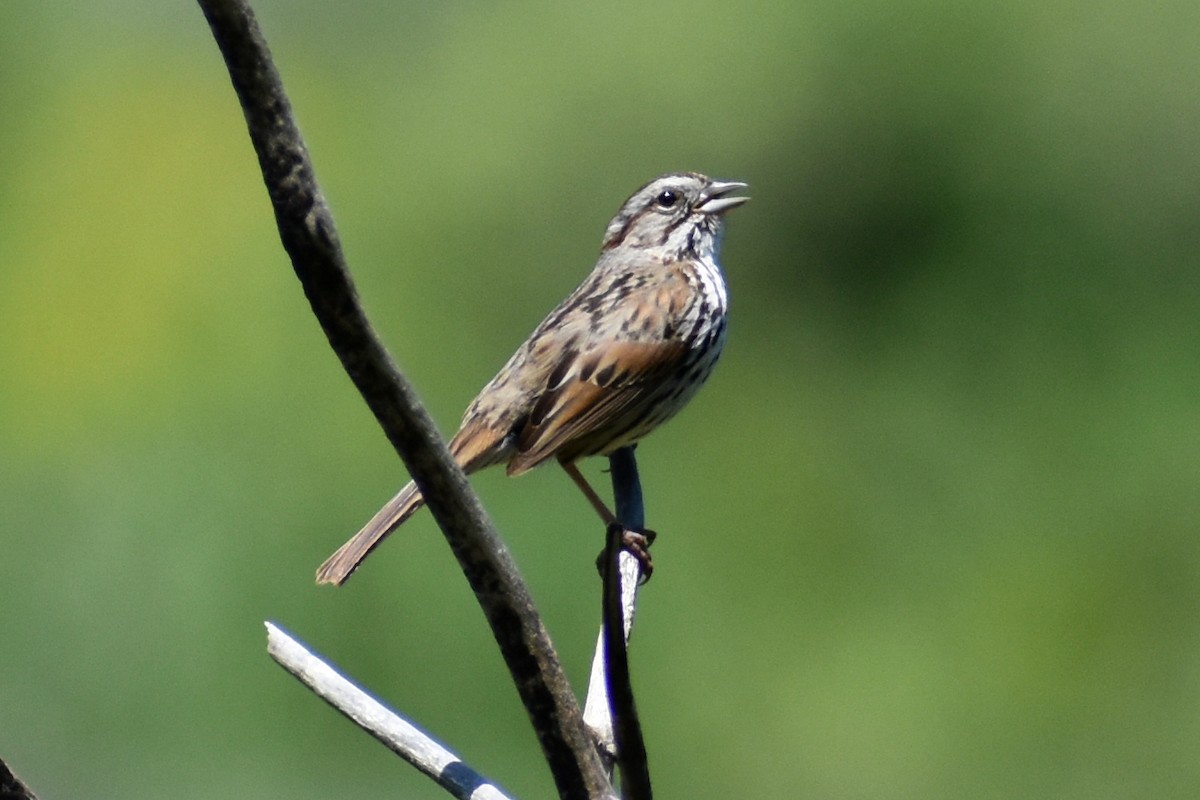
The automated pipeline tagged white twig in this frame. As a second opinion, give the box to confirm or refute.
[265,622,513,800]
[581,550,643,766]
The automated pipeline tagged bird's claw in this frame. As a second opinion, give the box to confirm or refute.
[596,523,656,582]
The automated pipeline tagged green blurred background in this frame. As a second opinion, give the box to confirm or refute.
[2,2,1199,797]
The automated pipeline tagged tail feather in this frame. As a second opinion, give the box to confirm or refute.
[315,481,425,585]
[316,417,510,586]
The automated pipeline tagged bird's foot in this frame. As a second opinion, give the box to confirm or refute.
[596,523,656,582]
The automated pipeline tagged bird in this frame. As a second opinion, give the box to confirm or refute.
[316,172,748,585]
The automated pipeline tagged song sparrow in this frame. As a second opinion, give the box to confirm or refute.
[316,172,748,585]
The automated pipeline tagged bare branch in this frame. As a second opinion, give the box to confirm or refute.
[608,447,646,531]
[581,447,652,798]
[582,551,642,767]
[0,758,40,800]
[196,1,611,795]
[266,623,512,800]
[601,547,651,799]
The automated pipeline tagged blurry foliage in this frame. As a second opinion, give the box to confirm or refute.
[2,2,1199,799]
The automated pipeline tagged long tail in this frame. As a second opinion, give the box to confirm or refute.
[315,417,509,586]
[315,481,426,585]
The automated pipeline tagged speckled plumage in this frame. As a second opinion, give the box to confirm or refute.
[317,172,747,585]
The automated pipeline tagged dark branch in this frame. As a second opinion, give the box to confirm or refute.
[604,447,652,799]
[0,757,40,800]
[196,1,611,796]
[608,447,645,531]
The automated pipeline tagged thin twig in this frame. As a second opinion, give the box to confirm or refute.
[608,447,645,532]
[581,551,642,766]
[602,533,652,800]
[603,448,652,799]
[196,2,611,796]
[266,623,512,800]
[581,447,652,798]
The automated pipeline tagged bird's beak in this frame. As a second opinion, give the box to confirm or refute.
[697,180,750,215]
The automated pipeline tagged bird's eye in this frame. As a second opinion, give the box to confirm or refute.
[655,189,680,209]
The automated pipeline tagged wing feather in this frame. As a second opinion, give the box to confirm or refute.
[506,337,689,475]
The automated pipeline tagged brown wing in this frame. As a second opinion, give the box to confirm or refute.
[505,336,687,475]
[503,264,700,475]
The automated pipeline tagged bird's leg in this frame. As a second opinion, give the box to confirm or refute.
[561,460,617,525]
[560,460,655,578]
